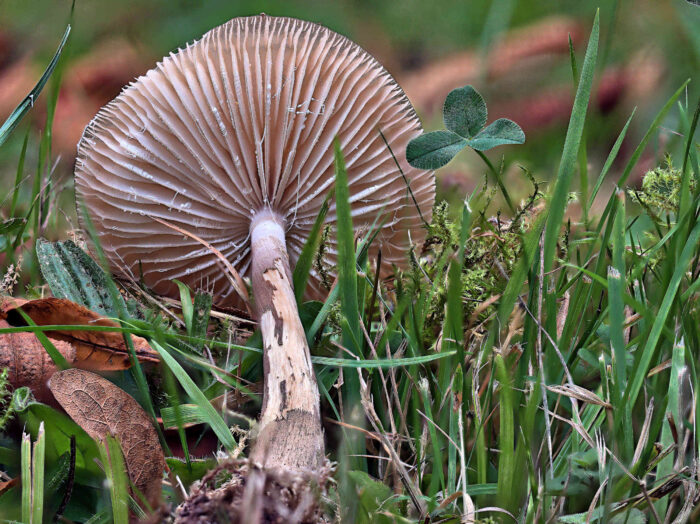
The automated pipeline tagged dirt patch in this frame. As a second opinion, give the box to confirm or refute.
[174,459,334,523]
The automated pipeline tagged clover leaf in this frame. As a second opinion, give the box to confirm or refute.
[444,85,487,138]
[407,85,525,170]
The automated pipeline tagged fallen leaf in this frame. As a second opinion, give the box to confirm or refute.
[0,296,27,314]
[0,477,18,495]
[2,297,159,370]
[48,369,165,512]
[0,319,75,404]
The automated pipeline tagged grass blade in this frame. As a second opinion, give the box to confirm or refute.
[587,108,635,211]
[99,436,129,524]
[448,365,463,496]
[654,338,686,517]
[418,378,445,495]
[293,196,330,304]
[174,280,194,335]
[0,25,71,147]
[542,10,599,273]
[307,284,339,344]
[313,350,456,368]
[9,130,29,218]
[678,96,699,220]
[625,219,700,409]
[495,355,515,510]
[31,422,45,524]
[334,139,366,478]
[14,307,70,370]
[334,140,361,352]
[21,432,31,523]
[151,340,237,451]
[608,191,627,404]
[607,191,634,456]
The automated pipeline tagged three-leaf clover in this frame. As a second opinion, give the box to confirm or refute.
[407,85,525,170]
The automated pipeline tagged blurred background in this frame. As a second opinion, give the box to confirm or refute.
[0,0,698,232]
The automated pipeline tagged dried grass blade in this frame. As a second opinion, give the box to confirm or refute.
[149,216,250,310]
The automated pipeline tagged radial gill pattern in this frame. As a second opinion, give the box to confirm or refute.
[75,15,435,306]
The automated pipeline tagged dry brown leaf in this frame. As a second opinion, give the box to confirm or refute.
[0,296,27,314]
[2,297,159,370]
[149,216,250,310]
[0,319,75,404]
[48,368,165,512]
[0,477,18,496]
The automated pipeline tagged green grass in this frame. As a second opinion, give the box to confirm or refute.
[0,8,699,524]
[98,436,129,524]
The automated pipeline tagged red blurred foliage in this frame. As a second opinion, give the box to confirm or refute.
[490,51,664,135]
[401,16,584,114]
[0,59,36,120]
[401,15,664,152]
[0,18,666,171]
[52,39,151,155]
[0,36,150,157]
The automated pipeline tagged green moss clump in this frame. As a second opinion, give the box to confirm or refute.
[0,368,15,432]
[420,182,542,340]
[630,157,696,213]
[314,224,334,291]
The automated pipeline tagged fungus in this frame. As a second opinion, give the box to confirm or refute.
[75,15,435,475]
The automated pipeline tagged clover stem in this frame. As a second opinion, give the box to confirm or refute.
[475,149,516,214]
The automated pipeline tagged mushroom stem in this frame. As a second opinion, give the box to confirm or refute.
[248,210,325,472]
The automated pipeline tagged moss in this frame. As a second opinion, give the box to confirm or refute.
[325,176,542,350]
[0,368,15,431]
[315,224,333,291]
[419,183,541,341]
[629,157,696,214]
[427,200,456,247]
[326,301,343,338]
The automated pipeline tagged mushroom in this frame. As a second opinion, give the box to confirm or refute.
[74,15,435,474]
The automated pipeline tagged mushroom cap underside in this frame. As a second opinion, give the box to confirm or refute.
[75,14,435,307]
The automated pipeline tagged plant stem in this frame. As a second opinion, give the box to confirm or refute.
[248,210,325,472]
[475,150,516,214]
